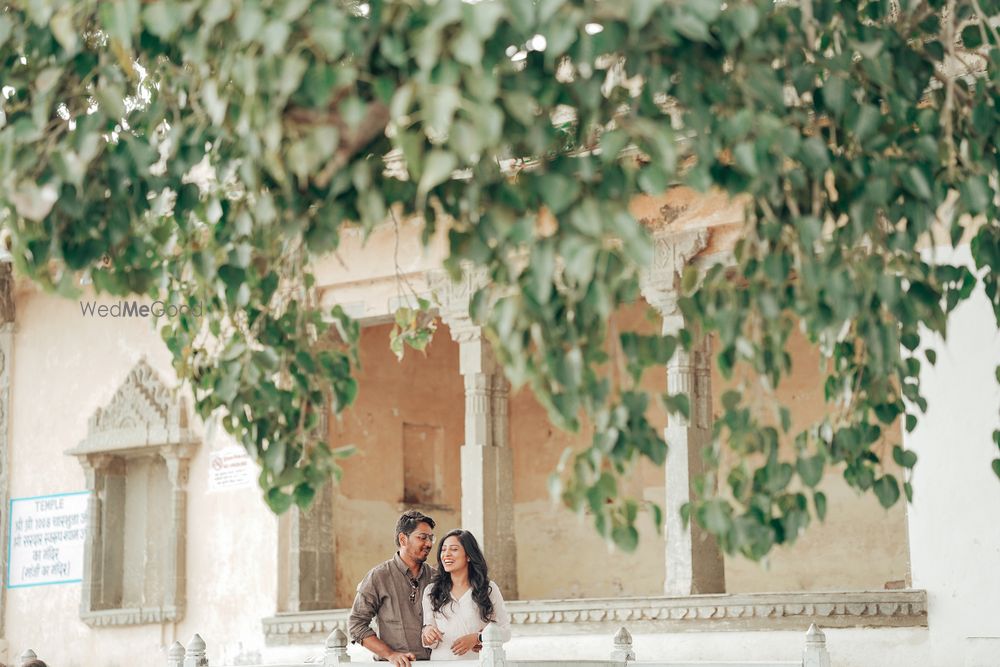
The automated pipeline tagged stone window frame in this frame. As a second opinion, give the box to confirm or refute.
[67,359,197,627]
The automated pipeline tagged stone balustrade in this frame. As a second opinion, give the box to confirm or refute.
[13,622,834,667]
[262,589,927,645]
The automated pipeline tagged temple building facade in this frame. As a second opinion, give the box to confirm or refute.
[0,189,997,667]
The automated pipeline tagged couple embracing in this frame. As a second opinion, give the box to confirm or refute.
[348,510,512,665]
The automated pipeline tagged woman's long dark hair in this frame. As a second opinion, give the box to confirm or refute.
[429,529,495,624]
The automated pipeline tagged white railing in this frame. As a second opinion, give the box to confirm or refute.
[15,622,834,667]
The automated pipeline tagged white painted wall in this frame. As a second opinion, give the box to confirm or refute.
[3,290,279,667]
[905,244,1000,667]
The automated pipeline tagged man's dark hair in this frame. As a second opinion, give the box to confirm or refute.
[395,510,435,546]
[22,661,48,667]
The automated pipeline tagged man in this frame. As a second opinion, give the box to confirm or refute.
[349,510,436,665]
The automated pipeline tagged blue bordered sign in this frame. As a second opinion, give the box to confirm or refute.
[7,491,89,588]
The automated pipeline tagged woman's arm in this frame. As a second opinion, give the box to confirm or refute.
[487,581,512,642]
[421,586,443,648]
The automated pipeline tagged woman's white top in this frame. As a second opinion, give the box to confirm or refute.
[421,580,511,661]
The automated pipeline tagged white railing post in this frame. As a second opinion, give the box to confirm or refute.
[167,640,185,667]
[478,622,506,667]
[611,626,636,662]
[184,634,208,667]
[19,649,38,666]
[323,628,351,665]
[802,624,831,667]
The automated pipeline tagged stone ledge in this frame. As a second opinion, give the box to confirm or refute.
[81,605,183,627]
[262,590,927,645]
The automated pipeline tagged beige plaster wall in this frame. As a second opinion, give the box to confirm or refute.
[716,328,910,593]
[330,321,464,608]
[4,289,278,666]
[327,301,908,603]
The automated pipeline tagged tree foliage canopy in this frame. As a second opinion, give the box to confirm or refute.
[1,0,998,556]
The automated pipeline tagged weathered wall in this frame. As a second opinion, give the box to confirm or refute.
[717,327,910,593]
[330,321,464,608]
[3,289,278,666]
[510,302,909,599]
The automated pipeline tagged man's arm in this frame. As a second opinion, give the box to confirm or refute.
[348,574,416,666]
[360,635,415,662]
[347,577,379,647]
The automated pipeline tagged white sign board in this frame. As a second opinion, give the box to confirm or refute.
[8,491,89,588]
[208,445,256,492]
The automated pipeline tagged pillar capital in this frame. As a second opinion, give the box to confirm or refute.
[427,267,490,343]
[639,228,709,319]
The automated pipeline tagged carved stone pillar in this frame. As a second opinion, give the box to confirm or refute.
[283,482,337,611]
[640,229,726,596]
[430,270,518,599]
[79,455,126,613]
[162,446,194,616]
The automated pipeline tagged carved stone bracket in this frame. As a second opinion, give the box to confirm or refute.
[426,267,490,342]
[639,228,709,318]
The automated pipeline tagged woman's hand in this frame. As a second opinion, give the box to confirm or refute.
[421,625,443,647]
[451,633,480,655]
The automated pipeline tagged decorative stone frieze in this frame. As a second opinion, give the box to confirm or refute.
[67,359,198,627]
[80,606,183,627]
[262,590,928,644]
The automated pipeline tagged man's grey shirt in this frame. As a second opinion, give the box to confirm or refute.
[349,552,435,660]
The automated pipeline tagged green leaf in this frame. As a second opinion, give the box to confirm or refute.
[993,459,1000,480]
[902,167,932,201]
[0,16,12,50]
[466,1,506,39]
[650,503,664,533]
[673,12,711,42]
[961,25,984,49]
[960,176,990,215]
[629,0,660,28]
[814,491,827,521]
[852,105,880,144]
[611,524,639,552]
[96,82,127,120]
[142,1,184,39]
[538,173,580,214]
[266,487,294,514]
[293,483,316,509]
[730,5,759,40]
[800,137,830,173]
[698,500,732,535]
[796,454,825,487]
[892,445,918,469]
[874,474,900,508]
[417,150,457,198]
[50,10,79,53]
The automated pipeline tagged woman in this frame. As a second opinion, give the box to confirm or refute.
[421,529,511,660]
